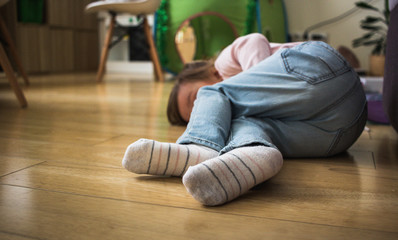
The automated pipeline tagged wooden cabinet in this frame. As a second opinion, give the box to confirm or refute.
[74,0,99,30]
[16,24,50,73]
[74,31,99,71]
[50,29,75,72]
[47,0,75,28]
[2,0,99,74]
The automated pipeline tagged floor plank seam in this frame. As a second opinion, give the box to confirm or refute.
[0,153,124,169]
[92,134,125,146]
[371,151,377,169]
[0,230,42,240]
[2,183,397,234]
[0,161,47,178]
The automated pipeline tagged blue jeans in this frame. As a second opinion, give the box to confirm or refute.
[177,41,367,157]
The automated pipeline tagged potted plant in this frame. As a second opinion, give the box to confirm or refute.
[352,0,390,76]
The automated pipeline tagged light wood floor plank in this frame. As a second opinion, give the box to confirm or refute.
[350,126,398,169]
[0,124,122,146]
[1,185,396,240]
[0,156,44,177]
[1,73,397,239]
[1,157,397,232]
[0,231,38,240]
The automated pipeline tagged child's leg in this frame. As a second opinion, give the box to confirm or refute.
[122,138,218,177]
[123,69,235,177]
[183,145,283,206]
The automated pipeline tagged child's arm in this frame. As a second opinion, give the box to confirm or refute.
[215,33,272,79]
[215,33,302,80]
[270,42,302,54]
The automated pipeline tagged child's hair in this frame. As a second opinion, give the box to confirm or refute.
[167,60,214,126]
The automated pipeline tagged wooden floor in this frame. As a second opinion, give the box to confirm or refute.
[0,73,397,239]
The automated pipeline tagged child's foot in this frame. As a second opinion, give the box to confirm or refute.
[122,138,218,177]
[182,146,283,206]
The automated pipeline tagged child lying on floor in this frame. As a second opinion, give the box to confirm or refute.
[168,33,301,125]
[122,33,367,206]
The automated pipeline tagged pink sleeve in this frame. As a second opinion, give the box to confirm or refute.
[270,42,302,54]
[215,33,272,79]
[215,33,302,79]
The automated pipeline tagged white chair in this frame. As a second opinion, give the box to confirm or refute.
[86,0,164,82]
[0,0,28,107]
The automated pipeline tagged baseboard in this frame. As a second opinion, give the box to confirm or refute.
[106,60,153,74]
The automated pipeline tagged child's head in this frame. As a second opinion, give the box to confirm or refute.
[167,60,222,125]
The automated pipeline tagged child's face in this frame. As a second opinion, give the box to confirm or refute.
[177,72,222,122]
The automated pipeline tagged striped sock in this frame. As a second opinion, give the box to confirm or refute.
[122,138,218,177]
[182,146,283,206]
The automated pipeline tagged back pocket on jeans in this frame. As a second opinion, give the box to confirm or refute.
[281,41,350,85]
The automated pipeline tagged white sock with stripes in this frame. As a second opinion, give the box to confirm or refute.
[122,138,218,177]
[182,146,283,206]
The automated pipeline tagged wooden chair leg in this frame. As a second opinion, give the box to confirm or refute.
[0,15,30,86]
[0,43,27,108]
[96,13,116,83]
[143,16,164,82]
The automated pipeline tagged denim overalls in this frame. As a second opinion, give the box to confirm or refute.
[177,41,367,158]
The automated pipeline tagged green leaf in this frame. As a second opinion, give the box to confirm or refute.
[384,9,390,25]
[355,1,379,11]
[361,16,383,24]
[353,37,367,47]
[352,33,373,43]
[360,24,383,31]
[362,39,380,46]
[353,31,376,43]
[352,40,363,48]
[371,43,383,55]
[362,32,375,39]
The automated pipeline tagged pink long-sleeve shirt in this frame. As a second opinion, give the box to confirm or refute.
[215,33,301,80]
